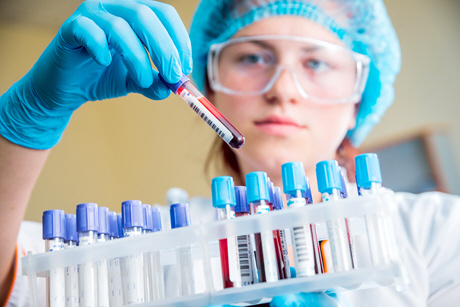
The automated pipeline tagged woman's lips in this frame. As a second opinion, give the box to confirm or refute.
[254,115,306,136]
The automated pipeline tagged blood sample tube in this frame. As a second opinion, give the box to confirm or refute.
[120,200,145,305]
[338,170,357,269]
[245,172,279,283]
[272,187,291,279]
[42,210,66,307]
[64,214,79,307]
[316,160,353,273]
[107,211,123,307]
[159,74,245,149]
[211,176,239,289]
[234,186,254,286]
[170,203,196,296]
[76,203,99,307]
[97,207,110,307]
[267,181,287,280]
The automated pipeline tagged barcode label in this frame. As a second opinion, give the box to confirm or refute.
[292,226,315,276]
[279,229,291,278]
[180,89,233,144]
[237,235,253,284]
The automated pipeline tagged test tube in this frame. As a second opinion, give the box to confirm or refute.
[267,181,288,280]
[211,176,240,289]
[338,171,357,269]
[159,73,245,149]
[281,162,317,277]
[355,154,392,265]
[142,204,154,302]
[120,200,145,305]
[64,214,79,307]
[316,160,353,273]
[170,203,196,296]
[76,203,99,307]
[116,214,124,238]
[246,172,279,283]
[234,186,254,286]
[272,187,292,278]
[97,207,110,307]
[42,210,66,307]
[107,211,123,307]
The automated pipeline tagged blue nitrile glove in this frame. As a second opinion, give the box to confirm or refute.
[0,0,192,149]
[270,292,353,307]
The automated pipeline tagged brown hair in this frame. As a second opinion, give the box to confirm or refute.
[205,136,361,184]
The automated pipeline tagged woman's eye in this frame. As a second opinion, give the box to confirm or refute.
[304,59,330,71]
[239,53,271,65]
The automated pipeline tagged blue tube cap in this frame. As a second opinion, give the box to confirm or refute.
[98,207,110,235]
[42,210,65,240]
[117,214,124,238]
[76,203,99,233]
[108,211,119,238]
[143,204,154,231]
[151,207,162,232]
[316,160,343,194]
[158,73,190,94]
[170,203,191,229]
[282,161,308,194]
[245,171,270,203]
[122,200,144,229]
[64,214,77,242]
[355,153,382,188]
[273,187,284,210]
[212,176,236,208]
[234,186,249,213]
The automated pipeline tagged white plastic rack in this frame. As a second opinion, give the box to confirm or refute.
[22,192,408,306]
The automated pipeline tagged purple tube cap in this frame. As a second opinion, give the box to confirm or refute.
[158,73,189,94]
[76,203,99,233]
[98,207,110,235]
[170,203,191,229]
[108,211,119,238]
[65,214,77,242]
[42,210,66,240]
[122,200,145,229]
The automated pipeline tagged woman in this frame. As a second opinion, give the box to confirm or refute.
[1,0,460,306]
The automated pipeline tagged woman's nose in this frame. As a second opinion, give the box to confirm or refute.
[263,66,305,105]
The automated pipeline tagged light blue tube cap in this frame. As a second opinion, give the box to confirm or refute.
[282,161,307,194]
[316,160,342,194]
[355,153,382,188]
[211,176,236,208]
[245,171,270,203]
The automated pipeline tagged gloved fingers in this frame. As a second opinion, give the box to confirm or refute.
[136,0,192,75]
[100,0,183,84]
[270,292,343,307]
[60,15,112,67]
[83,5,155,89]
[127,71,171,100]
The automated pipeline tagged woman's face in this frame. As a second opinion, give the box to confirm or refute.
[208,16,358,176]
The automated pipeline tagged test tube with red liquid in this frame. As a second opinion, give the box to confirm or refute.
[159,74,245,149]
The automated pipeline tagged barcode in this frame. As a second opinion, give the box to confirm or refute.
[190,102,226,140]
[293,226,311,263]
[237,235,251,278]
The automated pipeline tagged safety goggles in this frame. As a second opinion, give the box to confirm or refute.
[208,35,370,104]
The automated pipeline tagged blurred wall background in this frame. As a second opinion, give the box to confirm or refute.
[0,0,459,222]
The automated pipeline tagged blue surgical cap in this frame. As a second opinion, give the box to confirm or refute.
[189,0,401,146]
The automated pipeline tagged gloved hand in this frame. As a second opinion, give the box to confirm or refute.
[0,0,192,149]
[270,292,353,307]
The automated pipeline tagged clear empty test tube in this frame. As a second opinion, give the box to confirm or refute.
[234,186,254,286]
[97,207,110,307]
[170,203,196,296]
[107,211,123,307]
[246,172,279,283]
[267,181,289,280]
[76,203,99,307]
[159,73,245,149]
[64,214,79,307]
[42,210,66,307]
[316,161,353,273]
[271,187,292,278]
[281,162,317,277]
[142,204,165,301]
[212,176,240,289]
[120,200,145,305]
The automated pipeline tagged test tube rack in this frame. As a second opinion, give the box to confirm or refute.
[22,192,408,306]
